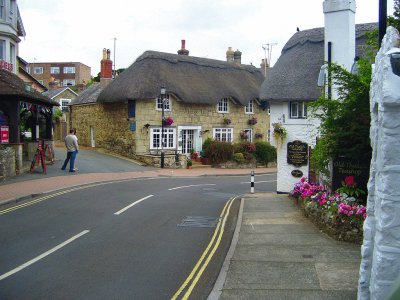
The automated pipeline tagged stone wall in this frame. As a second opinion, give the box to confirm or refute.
[358,27,400,300]
[134,96,269,153]
[0,147,16,178]
[71,103,135,157]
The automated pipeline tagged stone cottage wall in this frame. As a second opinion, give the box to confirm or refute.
[71,96,270,158]
[134,96,270,153]
[71,103,136,156]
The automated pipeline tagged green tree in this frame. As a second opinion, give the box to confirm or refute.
[309,60,372,175]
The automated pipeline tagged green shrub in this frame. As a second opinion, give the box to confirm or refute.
[205,141,233,164]
[255,141,277,166]
[233,152,245,163]
[233,141,256,154]
[202,138,213,156]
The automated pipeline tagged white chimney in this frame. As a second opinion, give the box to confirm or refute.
[323,0,356,71]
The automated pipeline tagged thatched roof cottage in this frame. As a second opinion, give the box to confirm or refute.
[70,43,266,167]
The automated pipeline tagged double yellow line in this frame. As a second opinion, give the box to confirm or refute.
[0,183,106,215]
[171,196,236,300]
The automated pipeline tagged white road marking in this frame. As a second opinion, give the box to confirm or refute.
[114,195,154,215]
[168,184,216,191]
[240,180,277,184]
[0,230,90,281]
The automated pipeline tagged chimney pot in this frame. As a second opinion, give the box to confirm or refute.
[226,47,234,62]
[178,39,189,55]
[101,48,113,79]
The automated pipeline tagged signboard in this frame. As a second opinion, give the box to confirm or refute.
[332,158,369,195]
[0,126,9,144]
[0,60,13,72]
[291,169,303,178]
[287,140,308,166]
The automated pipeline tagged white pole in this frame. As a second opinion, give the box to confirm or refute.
[251,171,255,194]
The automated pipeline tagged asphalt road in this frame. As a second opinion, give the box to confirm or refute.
[0,174,277,299]
[2,145,155,185]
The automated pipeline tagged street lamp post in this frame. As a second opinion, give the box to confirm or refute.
[160,86,166,168]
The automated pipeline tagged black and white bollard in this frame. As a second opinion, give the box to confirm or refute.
[251,171,255,194]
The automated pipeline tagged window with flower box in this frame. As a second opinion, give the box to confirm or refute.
[150,127,176,149]
[213,128,233,142]
[290,101,307,119]
[156,94,171,111]
[217,98,229,113]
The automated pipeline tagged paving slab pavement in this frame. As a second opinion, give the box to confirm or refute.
[209,193,361,300]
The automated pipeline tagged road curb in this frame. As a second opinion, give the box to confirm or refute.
[207,196,245,300]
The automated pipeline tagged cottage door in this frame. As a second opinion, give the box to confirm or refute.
[181,129,195,154]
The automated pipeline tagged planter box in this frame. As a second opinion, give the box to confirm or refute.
[290,196,363,244]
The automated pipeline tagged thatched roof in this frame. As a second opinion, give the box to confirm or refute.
[70,83,104,105]
[98,51,264,106]
[0,69,58,106]
[260,23,377,102]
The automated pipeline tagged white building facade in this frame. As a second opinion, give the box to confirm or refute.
[0,0,24,74]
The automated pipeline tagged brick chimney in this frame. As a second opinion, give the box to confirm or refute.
[177,39,189,55]
[100,48,113,87]
[226,47,234,62]
[260,58,269,77]
[234,49,242,64]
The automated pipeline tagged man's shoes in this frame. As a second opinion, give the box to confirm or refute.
[61,168,65,170]
[69,170,75,173]
[74,168,79,171]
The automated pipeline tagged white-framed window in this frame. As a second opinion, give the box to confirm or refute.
[63,79,75,86]
[9,0,15,23]
[245,100,254,114]
[150,127,176,149]
[26,66,30,74]
[51,67,60,74]
[63,66,75,74]
[33,67,43,74]
[0,0,5,20]
[290,101,307,119]
[38,80,44,85]
[243,128,253,142]
[156,94,171,111]
[213,128,233,142]
[0,39,5,60]
[60,98,71,112]
[217,98,229,113]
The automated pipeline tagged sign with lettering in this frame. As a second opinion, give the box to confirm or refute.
[0,126,9,144]
[0,60,13,72]
[287,140,308,166]
[332,158,369,194]
[291,169,303,178]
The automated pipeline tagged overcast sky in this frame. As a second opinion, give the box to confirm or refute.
[18,0,394,76]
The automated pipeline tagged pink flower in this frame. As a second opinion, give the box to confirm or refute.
[363,213,367,219]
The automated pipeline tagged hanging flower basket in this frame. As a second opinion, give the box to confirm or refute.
[240,131,249,140]
[223,118,231,125]
[272,122,287,142]
[248,116,257,125]
[163,116,174,126]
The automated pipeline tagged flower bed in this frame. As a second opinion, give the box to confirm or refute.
[290,177,366,244]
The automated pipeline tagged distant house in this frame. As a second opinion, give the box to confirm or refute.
[17,56,47,93]
[70,43,267,166]
[44,87,78,112]
[26,61,91,89]
[260,5,376,193]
